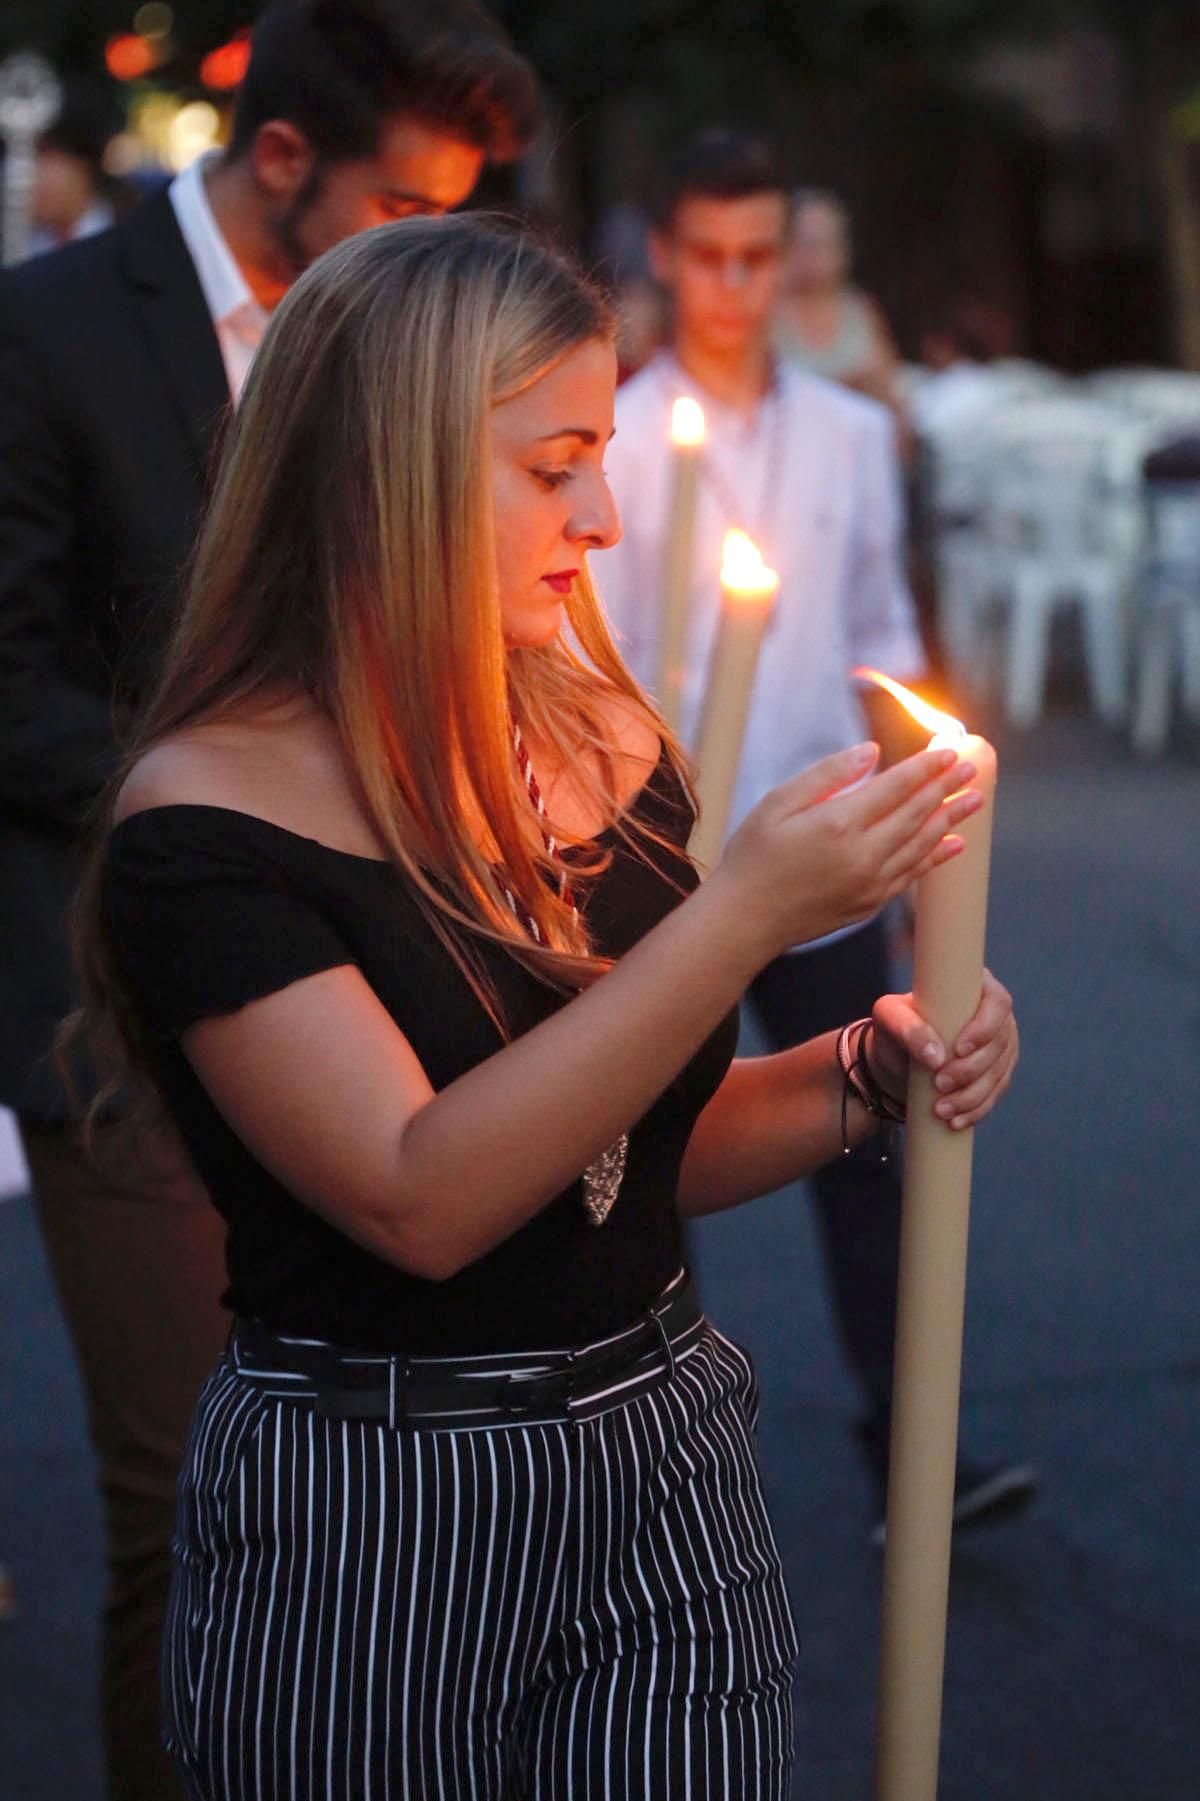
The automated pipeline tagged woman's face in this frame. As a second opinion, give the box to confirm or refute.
[787,199,850,295]
[491,337,621,649]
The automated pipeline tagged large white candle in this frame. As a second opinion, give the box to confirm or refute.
[856,671,998,1801]
[689,529,778,872]
[657,397,706,731]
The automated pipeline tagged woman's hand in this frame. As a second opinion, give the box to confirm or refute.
[867,968,1018,1130]
[713,741,984,962]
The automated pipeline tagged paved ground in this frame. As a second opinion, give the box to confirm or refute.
[2,707,1198,1797]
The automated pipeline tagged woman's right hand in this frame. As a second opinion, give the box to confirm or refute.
[713,741,983,960]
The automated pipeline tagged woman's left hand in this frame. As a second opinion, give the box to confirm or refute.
[866,968,1018,1130]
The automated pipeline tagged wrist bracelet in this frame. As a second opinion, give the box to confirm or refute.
[836,1018,907,1160]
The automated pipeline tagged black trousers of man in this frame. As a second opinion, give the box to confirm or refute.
[746,916,899,1442]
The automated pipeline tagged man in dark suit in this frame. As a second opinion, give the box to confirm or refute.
[0,5,538,1795]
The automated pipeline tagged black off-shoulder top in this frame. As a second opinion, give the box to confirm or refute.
[101,750,739,1354]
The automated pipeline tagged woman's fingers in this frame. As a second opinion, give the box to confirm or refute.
[854,747,968,829]
[934,1027,1008,1097]
[953,970,1013,1059]
[932,1045,1016,1128]
[769,741,881,817]
[875,786,981,892]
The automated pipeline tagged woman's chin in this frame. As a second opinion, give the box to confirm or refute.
[502,608,562,651]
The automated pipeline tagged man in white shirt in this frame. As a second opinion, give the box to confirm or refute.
[0,6,538,1795]
[594,130,1035,1540]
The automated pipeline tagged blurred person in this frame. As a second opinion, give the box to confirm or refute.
[0,5,538,1796]
[27,80,126,259]
[593,128,1037,1539]
[774,187,905,424]
[911,298,1010,439]
[71,210,1018,1798]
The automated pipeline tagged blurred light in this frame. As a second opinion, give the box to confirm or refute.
[720,529,778,603]
[166,100,220,171]
[200,32,251,92]
[670,396,706,447]
[105,33,158,82]
[133,3,173,38]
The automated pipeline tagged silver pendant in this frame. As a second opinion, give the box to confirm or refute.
[582,1133,628,1227]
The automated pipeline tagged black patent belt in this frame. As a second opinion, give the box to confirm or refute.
[229,1270,703,1427]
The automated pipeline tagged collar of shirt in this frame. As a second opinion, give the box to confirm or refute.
[169,151,269,385]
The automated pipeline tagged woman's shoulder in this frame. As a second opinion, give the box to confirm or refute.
[112,713,388,862]
[113,733,243,827]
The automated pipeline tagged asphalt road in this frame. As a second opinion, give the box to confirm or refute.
[2,710,1198,1798]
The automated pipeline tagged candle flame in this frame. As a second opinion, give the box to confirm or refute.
[721,528,779,601]
[853,667,967,745]
[670,396,706,448]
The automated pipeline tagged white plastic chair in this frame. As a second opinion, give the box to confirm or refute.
[1081,368,1200,440]
[1130,479,1200,754]
[980,400,1149,728]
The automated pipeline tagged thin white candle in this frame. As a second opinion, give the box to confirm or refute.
[689,529,778,872]
[854,669,998,1801]
[657,397,706,730]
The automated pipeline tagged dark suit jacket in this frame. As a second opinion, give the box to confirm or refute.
[0,191,230,1118]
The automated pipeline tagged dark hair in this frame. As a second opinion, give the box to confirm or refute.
[651,128,788,232]
[38,78,123,172]
[229,0,540,165]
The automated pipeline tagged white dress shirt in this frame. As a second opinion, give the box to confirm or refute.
[593,353,926,948]
[168,151,268,401]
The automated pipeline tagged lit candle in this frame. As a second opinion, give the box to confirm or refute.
[854,668,998,1801]
[689,529,779,871]
[657,396,706,730]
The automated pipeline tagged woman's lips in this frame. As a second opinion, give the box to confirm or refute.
[542,571,577,594]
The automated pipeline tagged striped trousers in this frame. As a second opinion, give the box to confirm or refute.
[163,1313,798,1799]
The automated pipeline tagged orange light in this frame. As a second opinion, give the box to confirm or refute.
[720,528,779,603]
[200,32,251,91]
[670,395,706,448]
[853,667,966,745]
[105,32,159,81]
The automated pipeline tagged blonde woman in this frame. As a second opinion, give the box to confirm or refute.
[73,215,1017,1799]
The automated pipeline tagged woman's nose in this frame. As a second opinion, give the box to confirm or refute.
[567,474,621,551]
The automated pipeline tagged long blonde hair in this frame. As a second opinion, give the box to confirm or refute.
[71,214,690,1127]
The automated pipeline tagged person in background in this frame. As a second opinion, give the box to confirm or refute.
[26,80,127,259]
[75,210,1017,1799]
[0,5,538,1795]
[774,187,907,433]
[593,128,1037,1541]
[910,297,1012,439]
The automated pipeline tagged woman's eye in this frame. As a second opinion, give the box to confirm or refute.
[533,468,572,491]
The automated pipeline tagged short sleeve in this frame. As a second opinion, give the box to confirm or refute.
[102,808,358,1038]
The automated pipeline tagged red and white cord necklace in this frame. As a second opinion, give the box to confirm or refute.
[506,720,627,1226]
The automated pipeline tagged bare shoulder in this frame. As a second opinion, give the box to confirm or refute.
[112,731,246,826]
[111,707,385,856]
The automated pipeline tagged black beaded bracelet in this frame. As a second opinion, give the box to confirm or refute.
[836,1018,907,1160]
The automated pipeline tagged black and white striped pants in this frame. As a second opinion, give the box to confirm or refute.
[163,1299,798,1799]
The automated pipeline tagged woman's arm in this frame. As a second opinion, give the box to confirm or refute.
[676,971,1018,1218]
[182,743,983,1281]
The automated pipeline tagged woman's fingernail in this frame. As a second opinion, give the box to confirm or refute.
[935,1072,952,1092]
[950,1116,968,1130]
[957,1040,975,1057]
[952,761,977,784]
[924,1043,943,1068]
[936,1099,954,1118]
